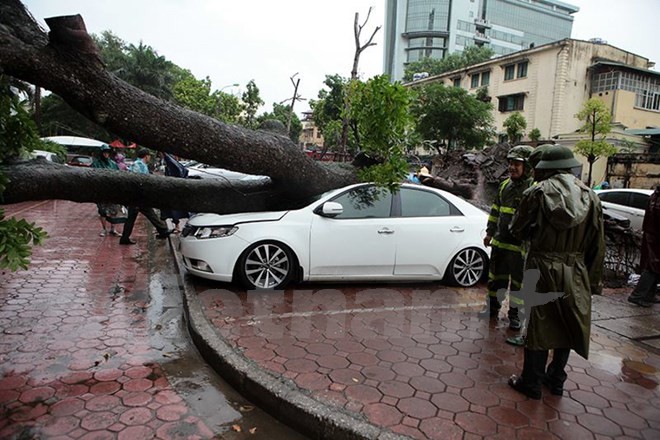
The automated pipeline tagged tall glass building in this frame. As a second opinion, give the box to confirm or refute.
[384,0,579,81]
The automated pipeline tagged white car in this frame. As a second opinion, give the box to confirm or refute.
[186,162,270,183]
[594,188,652,231]
[180,183,490,289]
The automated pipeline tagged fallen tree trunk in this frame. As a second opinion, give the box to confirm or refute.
[0,0,356,205]
[0,160,290,213]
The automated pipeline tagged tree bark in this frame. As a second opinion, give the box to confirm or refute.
[0,160,288,214]
[0,0,356,209]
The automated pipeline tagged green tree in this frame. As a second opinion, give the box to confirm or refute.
[0,75,48,270]
[120,42,176,100]
[573,98,617,186]
[528,128,541,142]
[411,82,494,151]
[404,46,494,82]
[349,75,415,189]
[257,103,302,143]
[503,111,527,143]
[309,74,349,150]
[240,80,264,129]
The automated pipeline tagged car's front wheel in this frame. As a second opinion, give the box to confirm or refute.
[445,248,487,287]
[236,241,296,290]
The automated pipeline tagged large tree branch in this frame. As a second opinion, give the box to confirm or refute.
[0,0,357,204]
[0,160,290,214]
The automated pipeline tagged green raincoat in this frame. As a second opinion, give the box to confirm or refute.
[510,171,605,359]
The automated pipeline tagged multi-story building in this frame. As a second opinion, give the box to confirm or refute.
[411,38,660,186]
[299,111,324,150]
[384,0,579,82]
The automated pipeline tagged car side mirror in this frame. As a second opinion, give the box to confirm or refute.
[316,201,343,218]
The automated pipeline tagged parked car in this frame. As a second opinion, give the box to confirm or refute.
[594,188,653,231]
[31,150,65,164]
[180,183,490,289]
[66,154,94,167]
[186,162,270,183]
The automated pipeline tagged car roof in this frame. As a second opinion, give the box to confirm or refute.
[594,188,653,195]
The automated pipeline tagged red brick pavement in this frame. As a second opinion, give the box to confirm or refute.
[195,281,660,439]
[0,201,214,439]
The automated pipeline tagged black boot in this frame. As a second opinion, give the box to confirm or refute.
[508,307,521,330]
[478,296,501,319]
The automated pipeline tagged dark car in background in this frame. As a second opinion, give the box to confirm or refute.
[66,154,94,168]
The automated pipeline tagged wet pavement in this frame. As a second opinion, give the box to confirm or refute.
[0,200,303,439]
[3,199,660,440]
[183,255,660,439]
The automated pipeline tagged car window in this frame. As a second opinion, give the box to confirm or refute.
[629,193,650,210]
[330,186,392,219]
[599,191,629,206]
[399,187,454,217]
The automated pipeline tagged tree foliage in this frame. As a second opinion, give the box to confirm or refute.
[349,75,415,189]
[411,83,494,150]
[573,98,617,186]
[257,103,302,143]
[403,46,494,82]
[0,76,48,270]
[240,80,264,129]
[503,111,527,143]
[528,128,541,142]
[309,75,350,151]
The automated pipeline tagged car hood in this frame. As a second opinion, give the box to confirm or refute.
[188,211,288,226]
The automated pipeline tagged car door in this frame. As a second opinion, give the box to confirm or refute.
[309,186,395,277]
[392,187,466,276]
[599,191,632,219]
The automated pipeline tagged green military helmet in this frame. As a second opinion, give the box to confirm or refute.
[529,144,553,169]
[535,144,581,170]
[506,145,535,163]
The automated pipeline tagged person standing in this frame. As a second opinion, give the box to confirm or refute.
[119,148,171,245]
[508,144,605,399]
[628,185,660,307]
[92,144,123,237]
[479,145,535,330]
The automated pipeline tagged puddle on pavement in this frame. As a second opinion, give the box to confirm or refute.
[148,242,306,439]
[622,359,658,375]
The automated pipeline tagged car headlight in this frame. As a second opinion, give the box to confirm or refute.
[193,226,238,239]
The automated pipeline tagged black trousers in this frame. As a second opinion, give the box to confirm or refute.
[521,348,571,391]
[121,206,169,241]
[630,270,660,303]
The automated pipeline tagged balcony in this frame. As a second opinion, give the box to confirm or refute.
[474,32,491,44]
[474,18,492,29]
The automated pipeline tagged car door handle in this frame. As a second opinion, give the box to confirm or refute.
[449,227,465,233]
[378,228,394,235]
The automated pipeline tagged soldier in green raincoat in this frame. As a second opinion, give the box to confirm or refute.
[507,144,605,400]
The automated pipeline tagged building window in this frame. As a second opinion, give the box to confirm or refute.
[504,64,515,81]
[453,77,461,87]
[498,94,525,112]
[592,70,660,112]
[471,74,480,88]
[517,61,528,78]
[481,71,490,86]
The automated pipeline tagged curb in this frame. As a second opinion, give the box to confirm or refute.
[168,239,408,440]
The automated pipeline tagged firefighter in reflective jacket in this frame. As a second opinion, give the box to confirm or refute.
[479,145,535,329]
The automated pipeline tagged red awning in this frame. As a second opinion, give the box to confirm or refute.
[109,140,137,149]
[110,139,126,148]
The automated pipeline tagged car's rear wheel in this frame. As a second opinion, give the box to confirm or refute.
[236,241,296,290]
[445,248,487,287]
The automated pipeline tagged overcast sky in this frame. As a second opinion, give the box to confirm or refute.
[22,0,660,117]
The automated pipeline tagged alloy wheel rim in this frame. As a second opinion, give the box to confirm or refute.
[452,249,485,287]
[244,244,290,289]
